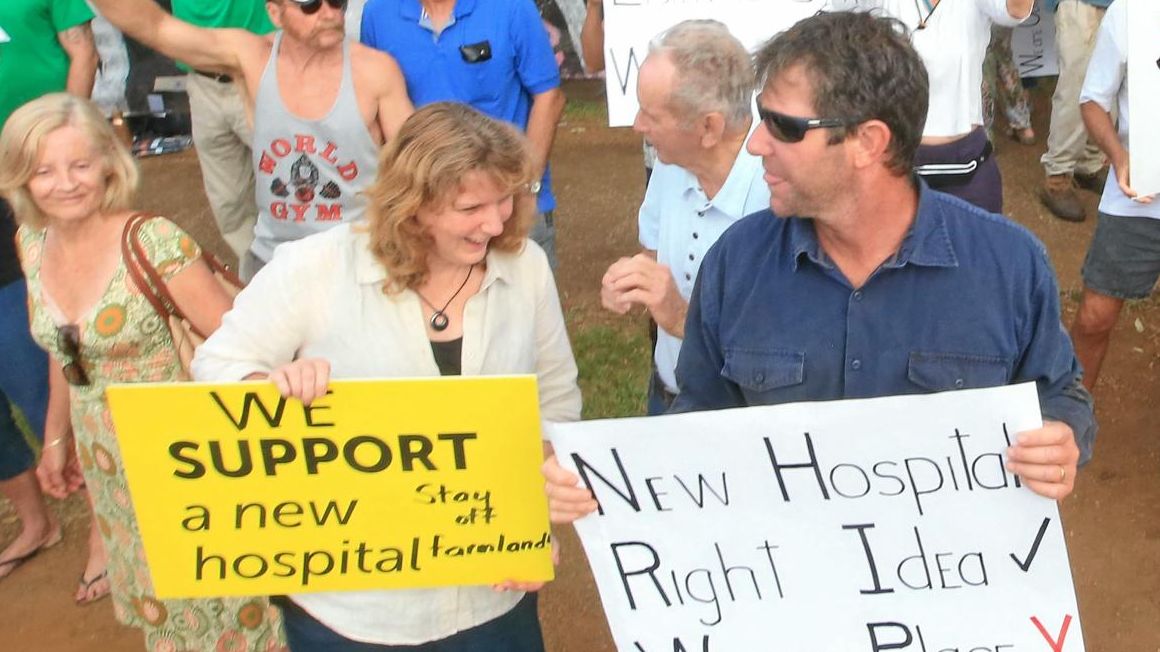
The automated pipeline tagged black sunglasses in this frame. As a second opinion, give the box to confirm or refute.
[293,0,347,15]
[57,324,90,387]
[757,107,855,144]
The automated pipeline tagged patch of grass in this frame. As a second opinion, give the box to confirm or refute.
[562,97,608,122]
[570,324,650,419]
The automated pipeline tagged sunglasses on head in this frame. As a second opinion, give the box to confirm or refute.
[757,107,855,144]
[56,324,90,387]
[292,0,348,15]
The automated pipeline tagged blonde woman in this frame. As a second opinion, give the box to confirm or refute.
[192,102,581,651]
[0,93,285,650]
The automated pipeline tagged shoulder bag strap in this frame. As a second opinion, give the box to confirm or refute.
[121,213,172,324]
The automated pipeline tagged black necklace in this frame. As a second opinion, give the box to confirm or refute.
[417,264,475,332]
[913,0,942,30]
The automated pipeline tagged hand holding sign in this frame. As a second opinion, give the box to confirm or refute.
[1110,158,1155,204]
[1004,420,1080,500]
[543,454,599,523]
[267,357,332,405]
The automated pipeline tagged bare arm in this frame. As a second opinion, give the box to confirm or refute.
[1081,100,1149,201]
[1006,0,1033,19]
[57,22,98,98]
[525,87,566,183]
[166,258,235,338]
[371,52,415,142]
[86,0,255,75]
[1081,100,1126,174]
[36,361,80,498]
[580,0,604,74]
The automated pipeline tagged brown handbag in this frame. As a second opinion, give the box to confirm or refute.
[121,213,243,378]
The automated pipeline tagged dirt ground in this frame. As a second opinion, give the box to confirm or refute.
[1,80,1158,651]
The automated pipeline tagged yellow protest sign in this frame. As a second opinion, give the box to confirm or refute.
[106,376,553,599]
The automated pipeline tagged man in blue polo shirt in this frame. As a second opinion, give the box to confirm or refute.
[360,0,566,268]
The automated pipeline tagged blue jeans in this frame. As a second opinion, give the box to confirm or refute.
[273,593,545,652]
[529,211,557,272]
[0,280,49,480]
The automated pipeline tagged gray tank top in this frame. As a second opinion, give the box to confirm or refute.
[250,33,380,262]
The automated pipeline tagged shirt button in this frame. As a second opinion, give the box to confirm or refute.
[851,359,862,370]
[754,373,765,384]
[954,378,965,389]
[688,254,695,261]
[853,290,863,301]
[692,232,699,239]
[685,273,692,281]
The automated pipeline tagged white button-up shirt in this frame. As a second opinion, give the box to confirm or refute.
[639,144,770,394]
[191,224,581,644]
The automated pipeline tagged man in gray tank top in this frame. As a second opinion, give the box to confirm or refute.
[89,0,414,280]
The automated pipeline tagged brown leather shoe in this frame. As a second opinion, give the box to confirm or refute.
[1040,174,1085,222]
[1074,168,1108,194]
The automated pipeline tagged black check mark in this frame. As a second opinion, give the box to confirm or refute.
[1010,517,1051,572]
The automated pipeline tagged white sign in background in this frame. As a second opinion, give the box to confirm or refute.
[549,384,1084,651]
[1011,2,1059,78]
[1127,0,1160,198]
[601,0,1059,127]
[601,0,826,127]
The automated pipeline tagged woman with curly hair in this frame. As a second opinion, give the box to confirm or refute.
[192,101,581,651]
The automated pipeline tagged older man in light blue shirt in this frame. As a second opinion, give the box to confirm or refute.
[600,20,769,414]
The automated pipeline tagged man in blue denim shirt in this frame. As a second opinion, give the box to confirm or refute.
[545,12,1093,523]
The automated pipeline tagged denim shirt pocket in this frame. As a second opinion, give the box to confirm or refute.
[907,351,1012,392]
[721,347,806,397]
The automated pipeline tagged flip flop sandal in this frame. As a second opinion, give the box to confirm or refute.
[76,569,110,606]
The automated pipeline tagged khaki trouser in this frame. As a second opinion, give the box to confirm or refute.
[1040,0,1107,177]
[187,72,258,262]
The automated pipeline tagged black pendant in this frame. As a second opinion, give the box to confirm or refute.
[430,311,450,332]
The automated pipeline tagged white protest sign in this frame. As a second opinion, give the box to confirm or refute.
[549,383,1084,651]
[601,0,827,126]
[1012,2,1059,78]
[1127,0,1160,198]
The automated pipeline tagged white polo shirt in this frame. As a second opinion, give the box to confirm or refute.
[1079,0,1160,219]
[639,141,770,394]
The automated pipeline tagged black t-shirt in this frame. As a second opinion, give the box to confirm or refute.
[0,200,22,287]
[429,337,463,377]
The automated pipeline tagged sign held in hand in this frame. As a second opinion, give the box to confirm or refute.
[549,383,1085,651]
[107,377,553,598]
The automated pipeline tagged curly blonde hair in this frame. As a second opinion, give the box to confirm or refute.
[364,102,536,293]
[0,93,139,229]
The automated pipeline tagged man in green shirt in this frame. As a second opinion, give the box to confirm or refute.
[0,0,98,129]
[172,0,274,263]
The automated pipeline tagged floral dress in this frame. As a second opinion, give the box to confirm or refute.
[18,217,286,652]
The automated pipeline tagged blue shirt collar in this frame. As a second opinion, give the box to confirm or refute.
[788,178,959,272]
[402,0,477,21]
